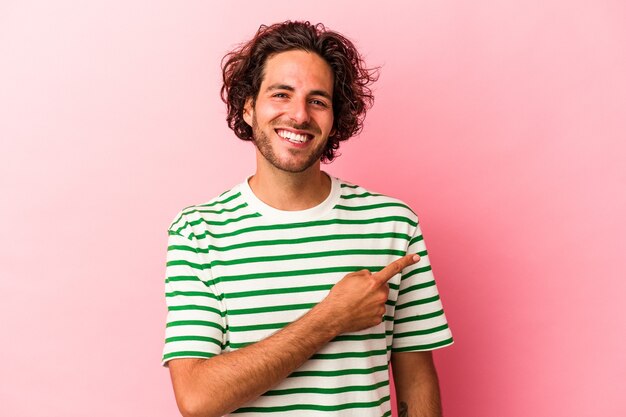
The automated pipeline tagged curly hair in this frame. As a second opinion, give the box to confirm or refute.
[221,21,379,162]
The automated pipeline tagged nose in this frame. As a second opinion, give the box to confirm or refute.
[288,98,311,125]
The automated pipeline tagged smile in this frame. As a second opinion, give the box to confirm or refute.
[275,129,313,144]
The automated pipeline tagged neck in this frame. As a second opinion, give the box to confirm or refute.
[248,162,331,211]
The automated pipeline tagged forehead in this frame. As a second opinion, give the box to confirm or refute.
[261,50,334,94]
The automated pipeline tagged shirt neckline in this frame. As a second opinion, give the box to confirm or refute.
[239,173,341,222]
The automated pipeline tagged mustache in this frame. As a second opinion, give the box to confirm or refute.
[271,119,321,135]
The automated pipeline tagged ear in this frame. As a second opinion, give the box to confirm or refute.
[242,97,254,127]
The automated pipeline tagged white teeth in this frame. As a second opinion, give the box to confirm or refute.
[277,129,309,143]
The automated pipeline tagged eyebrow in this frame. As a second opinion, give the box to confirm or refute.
[266,83,332,100]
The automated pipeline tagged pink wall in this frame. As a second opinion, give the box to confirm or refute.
[1,1,625,416]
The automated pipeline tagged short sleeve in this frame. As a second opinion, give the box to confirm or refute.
[161,228,226,366]
[392,221,453,352]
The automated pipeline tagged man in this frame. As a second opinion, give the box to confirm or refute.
[163,21,453,417]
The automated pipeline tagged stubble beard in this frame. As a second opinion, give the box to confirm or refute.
[251,116,327,174]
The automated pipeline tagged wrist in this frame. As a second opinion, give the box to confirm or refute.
[307,299,344,340]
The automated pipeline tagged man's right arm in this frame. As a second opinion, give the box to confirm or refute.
[168,254,420,417]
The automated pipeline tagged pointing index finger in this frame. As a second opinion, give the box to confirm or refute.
[373,254,420,285]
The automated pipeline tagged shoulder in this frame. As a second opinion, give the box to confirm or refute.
[334,178,419,225]
[167,183,251,240]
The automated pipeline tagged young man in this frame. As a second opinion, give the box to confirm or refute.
[163,21,453,417]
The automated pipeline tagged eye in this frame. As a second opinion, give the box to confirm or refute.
[272,93,288,99]
[310,99,329,108]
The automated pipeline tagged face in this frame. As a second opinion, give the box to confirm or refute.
[243,49,335,174]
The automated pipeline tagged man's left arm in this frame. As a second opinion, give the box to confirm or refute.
[391,351,442,417]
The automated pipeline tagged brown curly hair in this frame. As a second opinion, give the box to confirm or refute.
[221,21,379,162]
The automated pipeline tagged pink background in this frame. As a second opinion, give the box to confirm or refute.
[1,1,625,416]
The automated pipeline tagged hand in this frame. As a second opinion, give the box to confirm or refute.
[318,254,421,335]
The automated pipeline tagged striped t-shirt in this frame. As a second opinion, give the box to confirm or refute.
[162,175,453,416]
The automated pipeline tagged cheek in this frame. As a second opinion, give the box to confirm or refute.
[325,114,335,134]
[255,104,282,124]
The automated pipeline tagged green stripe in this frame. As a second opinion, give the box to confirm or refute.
[167,245,198,253]
[291,364,388,378]
[340,192,383,200]
[391,337,454,352]
[184,202,248,216]
[230,322,288,332]
[165,275,201,283]
[176,212,262,235]
[409,234,424,246]
[211,248,405,267]
[166,320,224,331]
[169,192,243,228]
[334,202,411,211]
[192,216,417,240]
[234,395,390,413]
[228,332,388,350]
[228,341,253,349]
[396,294,440,310]
[162,350,216,361]
[228,303,316,316]
[167,304,224,316]
[311,349,387,360]
[165,335,222,346]
[165,290,219,300]
[190,212,261,228]
[220,265,385,283]
[196,192,242,208]
[394,324,450,339]
[228,332,390,350]
[394,309,444,324]
[398,280,436,296]
[196,232,411,253]
[333,333,386,342]
[402,265,432,280]
[340,183,359,189]
[227,284,332,299]
[166,260,210,270]
[263,379,389,396]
